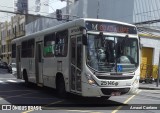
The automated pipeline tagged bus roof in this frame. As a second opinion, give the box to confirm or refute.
[12,18,136,43]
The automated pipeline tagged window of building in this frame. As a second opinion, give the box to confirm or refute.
[19,25,21,31]
[4,45,6,53]
[13,28,15,37]
[8,44,9,52]
[12,44,16,58]
[21,23,24,31]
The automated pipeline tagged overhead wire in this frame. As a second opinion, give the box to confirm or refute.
[27,0,64,13]
[0,4,50,16]
[0,0,66,20]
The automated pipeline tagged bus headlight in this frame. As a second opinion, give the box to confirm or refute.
[86,74,98,86]
[136,76,140,80]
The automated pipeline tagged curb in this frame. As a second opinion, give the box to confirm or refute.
[139,87,160,90]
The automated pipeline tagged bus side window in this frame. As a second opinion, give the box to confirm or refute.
[44,33,56,57]
[28,39,35,58]
[22,39,35,58]
[55,30,68,57]
[77,36,82,69]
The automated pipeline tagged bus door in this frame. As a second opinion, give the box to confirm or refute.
[16,45,22,79]
[35,42,43,85]
[70,35,82,93]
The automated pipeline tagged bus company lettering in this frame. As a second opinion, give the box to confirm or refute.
[71,28,80,33]
[101,81,119,86]
[70,27,81,35]
[91,23,129,33]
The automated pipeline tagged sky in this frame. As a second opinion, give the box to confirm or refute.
[49,0,66,13]
[0,0,67,22]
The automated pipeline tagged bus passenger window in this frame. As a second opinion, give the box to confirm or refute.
[44,33,55,57]
[77,36,82,69]
[55,30,68,57]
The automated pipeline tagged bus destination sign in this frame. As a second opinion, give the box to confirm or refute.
[85,21,137,34]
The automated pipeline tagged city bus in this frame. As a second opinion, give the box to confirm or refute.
[11,18,140,99]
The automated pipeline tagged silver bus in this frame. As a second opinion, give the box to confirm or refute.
[12,18,140,99]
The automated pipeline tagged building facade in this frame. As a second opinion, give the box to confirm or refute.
[0,15,25,63]
[0,0,50,63]
[0,22,7,62]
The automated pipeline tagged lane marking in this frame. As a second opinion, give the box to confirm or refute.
[0,78,16,79]
[0,80,8,84]
[20,96,58,100]
[42,100,64,107]
[7,80,17,83]
[36,100,102,113]
[0,79,23,84]
[66,110,102,113]
[0,80,5,83]
[123,96,160,102]
[111,90,141,113]
[0,90,34,92]
[22,110,33,113]
[0,92,37,100]
[65,110,90,112]
[22,90,140,113]
[22,100,64,113]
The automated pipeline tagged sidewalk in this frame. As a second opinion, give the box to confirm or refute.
[139,82,160,90]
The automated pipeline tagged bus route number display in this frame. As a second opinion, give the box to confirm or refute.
[85,21,137,34]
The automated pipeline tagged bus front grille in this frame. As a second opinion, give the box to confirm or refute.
[101,88,130,95]
[96,76,133,80]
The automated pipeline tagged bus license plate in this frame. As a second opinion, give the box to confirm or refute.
[111,92,121,96]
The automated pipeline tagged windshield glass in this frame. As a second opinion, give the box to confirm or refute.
[86,34,139,73]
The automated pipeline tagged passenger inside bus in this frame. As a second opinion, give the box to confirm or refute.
[95,34,115,64]
[116,38,136,64]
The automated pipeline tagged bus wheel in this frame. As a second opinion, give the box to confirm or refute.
[56,76,66,98]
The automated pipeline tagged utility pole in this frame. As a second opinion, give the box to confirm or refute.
[66,0,70,21]
[97,0,100,19]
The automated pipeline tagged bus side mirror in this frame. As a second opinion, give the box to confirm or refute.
[82,34,87,45]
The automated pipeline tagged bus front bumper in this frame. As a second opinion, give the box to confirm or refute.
[81,82,139,97]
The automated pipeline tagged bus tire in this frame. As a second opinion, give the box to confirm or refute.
[56,76,66,98]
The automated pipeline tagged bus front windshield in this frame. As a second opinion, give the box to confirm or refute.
[86,34,139,73]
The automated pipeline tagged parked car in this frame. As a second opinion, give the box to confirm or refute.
[11,63,17,76]
[0,61,8,69]
[8,63,12,73]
